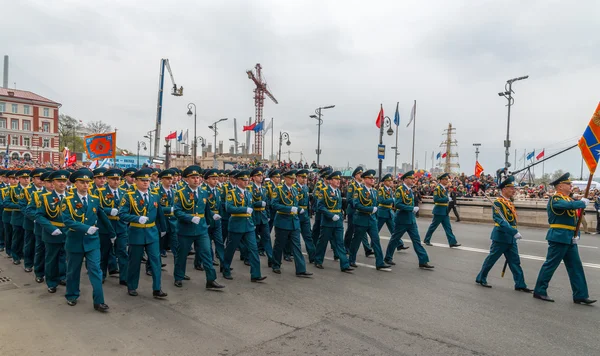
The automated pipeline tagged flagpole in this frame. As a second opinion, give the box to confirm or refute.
[411,100,416,170]
[393,102,399,177]
[271,118,274,162]
[542,148,545,180]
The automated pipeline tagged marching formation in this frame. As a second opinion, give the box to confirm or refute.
[0,165,595,312]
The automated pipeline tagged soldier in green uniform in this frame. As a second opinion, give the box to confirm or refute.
[6,170,30,265]
[384,171,434,269]
[424,173,461,247]
[271,170,313,277]
[121,168,137,191]
[248,168,274,266]
[118,168,168,299]
[0,170,5,253]
[314,171,354,272]
[32,171,53,283]
[220,170,238,246]
[2,171,16,258]
[21,168,45,273]
[90,168,107,196]
[154,169,180,269]
[533,173,596,304]
[349,170,391,270]
[293,169,316,263]
[311,167,331,248]
[36,170,69,293]
[223,171,266,282]
[344,167,374,256]
[173,166,224,289]
[150,168,160,190]
[475,176,532,292]
[61,169,113,311]
[202,169,225,268]
[265,169,281,234]
[97,168,130,285]
[377,174,409,251]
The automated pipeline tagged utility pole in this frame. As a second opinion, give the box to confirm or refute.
[473,143,481,162]
[498,75,529,170]
[440,123,460,173]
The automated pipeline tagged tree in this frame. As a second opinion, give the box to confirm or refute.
[58,114,84,153]
[86,120,112,134]
[551,169,565,182]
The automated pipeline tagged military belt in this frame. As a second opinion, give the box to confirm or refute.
[494,223,517,228]
[130,222,156,228]
[231,213,251,217]
[211,210,219,214]
[299,206,308,209]
[4,208,18,212]
[50,221,65,227]
[277,211,297,215]
[434,203,448,206]
[254,208,265,211]
[379,204,392,209]
[165,213,174,216]
[191,214,205,218]
[327,209,341,213]
[549,224,576,231]
[108,216,120,221]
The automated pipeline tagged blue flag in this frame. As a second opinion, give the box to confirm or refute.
[253,121,264,132]
[394,102,400,126]
[436,152,441,159]
[177,131,183,142]
[3,144,9,168]
[526,150,535,160]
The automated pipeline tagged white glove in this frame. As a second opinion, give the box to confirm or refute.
[246,208,253,214]
[291,207,298,214]
[51,229,62,236]
[170,207,174,214]
[191,216,201,224]
[110,208,118,216]
[138,216,149,224]
[332,215,340,222]
[160,232,166,237]
[261,201,266,207]
[514,232,522,240]
[213,214,221,221]
[86,226,99,235]
[573,236,580,244]
[372,207,378,214]
[300,209,305,214]
[413,207,419,213]
[448,197,452,202]
[581,198,590,205]
[110,237,116,243]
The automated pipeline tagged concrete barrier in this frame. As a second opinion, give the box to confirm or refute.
[418,197,597,230]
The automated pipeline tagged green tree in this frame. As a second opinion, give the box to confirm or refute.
[551,169,565,182]
[58,114,84,152]
[86,120,112,134]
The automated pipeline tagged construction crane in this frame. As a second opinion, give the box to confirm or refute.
[154,58,183,159]
[247,63,277,157]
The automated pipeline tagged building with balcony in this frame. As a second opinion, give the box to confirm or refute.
[0,88,61,164]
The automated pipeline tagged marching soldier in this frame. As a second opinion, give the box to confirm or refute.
[2,170,16,258]
[314,171,353,272]
[293,169,316,263]
[150,168,160,190]
[36,170,69,293]
[97,168,129,285]
[173,166,224,289]
[22,168,45,273]
[248,168,274,266]
[5,170,30,266]
[271,170,313,277]
[377,174,409,251]
[384,171,434,269]
[475,176,532,292]
[90,168,107,195]
[0,170,5,253]
[265,169,281,234]
[121,168,137,191]
[533,173,596,304]
[118,168,168,299]
[61,169,114,311]
[32,171,54,283]
[154,169,179,267]
[220,170,238,246]
[344,167,374,257]
[223,171,266,282]
[349,170,391,270]
[203,169,225,268]
[424,173,461,247]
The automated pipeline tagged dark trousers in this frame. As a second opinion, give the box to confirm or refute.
[223,231,262,279]
[128,242,162,292]
[272,227,306,273]
[476,241,527,289]
[4,222,12,256]
[315,226,350,270]
[45,242,66,288]
[596,212,600,233]
[66,248,104,305]
[11,225,24,262]
[534,242,589,300]
[385,223,429,264]
[299,218,316,263]
[23,229,36,268]
[0,218,4,249]
[34,233,45,278]
[101,232,129,283]
[448,204,460,221]
[344,214,373,253]
[177,234,216,282]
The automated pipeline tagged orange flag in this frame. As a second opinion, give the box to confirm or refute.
[578,102,600,173]
[475,161,484,177]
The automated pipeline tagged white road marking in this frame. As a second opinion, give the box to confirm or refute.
[520,239,597,249]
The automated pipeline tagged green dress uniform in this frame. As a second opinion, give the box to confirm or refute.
[5,172,27,264]
[220,173,237,246]
[424,179,459,246]
[377,174,407,250]
[203,173,225,267]
[97,183,130,284]
[31,182,49,281]
[534,173,594,303]
[173,182,217,285]
[271,173,308,274]
[476,176,528,289]
[248,177,274,265]
[22,176,44,271]
[223,171,264,281]
[2,177,15,257]
[61,178,114,306]
[0,172,5,252]
[154,175,179,267]
[36,180,68,290]
[292,175,316,263]
[349,171,388,269]
[343,168,373,255]
[384,175,431,266]
[310,168,330,246]
[314,171,351,271]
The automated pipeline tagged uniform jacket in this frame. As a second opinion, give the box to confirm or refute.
[377,185,395,220]
[352,185,378,227]
[248,182,269,226]
[394,184,416,225]
[31,188,47,236]
[5,184,25,226]
[174,185,209,237]
[119,190,166,245]
[1,186,13,223]
[22,185,43,231]
[272,184,300,230]
[220,182,234,220]
[292,182,311,223]
[62,193,114,253]
[36,191,68,244]
[432,184,449,216]
[225,186,255,234]
[98,186,130,235]
[346,180,361,215]
[202,183,221,229]
[491,196,519,244]
[546,193,585,244]
[317,185,343,228]
[154,184,177,233]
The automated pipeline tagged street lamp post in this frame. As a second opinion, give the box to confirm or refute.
[137,141,147,168]
[143,130,156,159]
[473,143,481,162]
[278,131,291,164]
[498,75,528,170]
[208,118,228,168]
[186,103,197,164]
[309,105,335,166]
[378,115,394,181]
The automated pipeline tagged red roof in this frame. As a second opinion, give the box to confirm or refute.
[0,88,59,105]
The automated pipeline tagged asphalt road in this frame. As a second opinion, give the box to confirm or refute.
[0,218,599,356]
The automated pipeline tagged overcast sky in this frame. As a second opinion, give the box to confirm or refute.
[3,0,600,177]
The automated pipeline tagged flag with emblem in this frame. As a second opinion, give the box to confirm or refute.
[475,161,484,177]
[578,102,600,173]
[84,132,116,160]
[375,104,384,129]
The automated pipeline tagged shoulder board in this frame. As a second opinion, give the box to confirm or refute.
[42,192,52,197]
[89,194,99,199]
[150,191,159,196]
[126,191,135,195]
[65,196,74,200]
[98,187,106,191]
[201,186,207,190]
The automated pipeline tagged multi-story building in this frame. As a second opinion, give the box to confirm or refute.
[0,88,61,164]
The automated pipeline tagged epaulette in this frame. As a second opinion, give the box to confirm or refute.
[201,186,207,190]
[41,192,52,197]
[98,187,106,191]
[65,195,74,200]
[150,191,159,196]
[126,191,135,195]
[89,194,99,199]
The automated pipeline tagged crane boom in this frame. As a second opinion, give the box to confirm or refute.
[154,58,183,160]
[246,63,277,156]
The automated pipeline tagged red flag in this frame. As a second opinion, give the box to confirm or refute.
[375,105,384,128]
[165,131,177,140]
[442,152,447,158]
[475,161,484,177]
[536,150,545,160]
[243,123,257,131]
[67,155,77,166]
